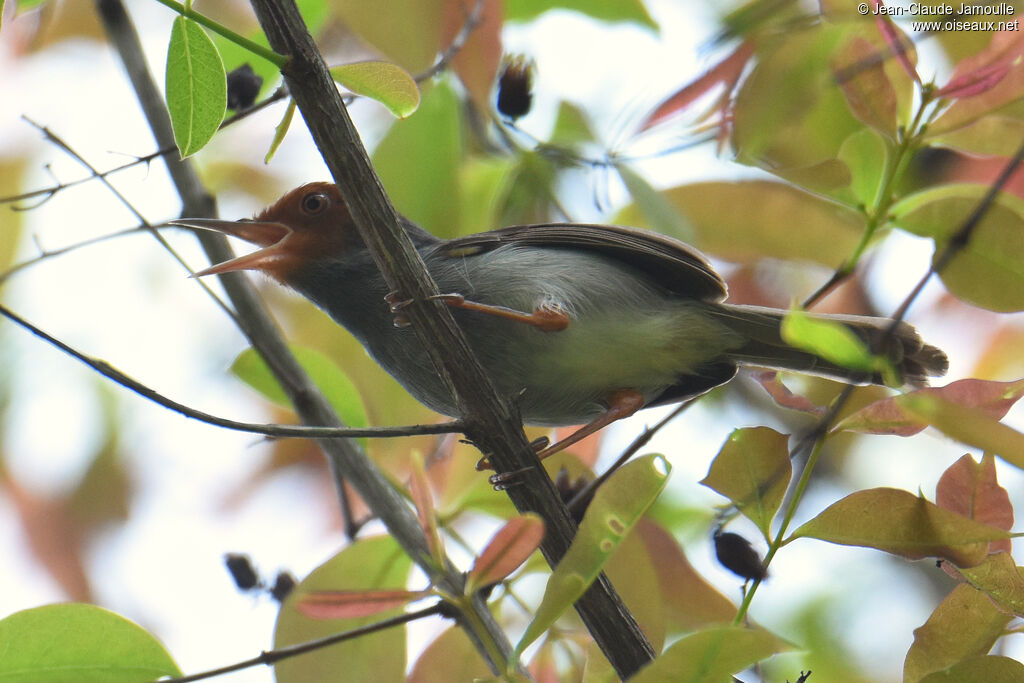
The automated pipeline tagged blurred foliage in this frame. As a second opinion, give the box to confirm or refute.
[1,0,1023,681]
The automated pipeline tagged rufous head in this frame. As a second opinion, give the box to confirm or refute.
[171,182,354,283]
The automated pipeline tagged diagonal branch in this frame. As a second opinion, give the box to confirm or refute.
[3,302,465,440]
[247,0,655,676]
[95,0,514,672]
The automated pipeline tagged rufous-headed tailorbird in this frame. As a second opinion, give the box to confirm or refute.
[171,182,947,461]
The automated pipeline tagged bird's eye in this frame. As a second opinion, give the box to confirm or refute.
[300,192,328,215]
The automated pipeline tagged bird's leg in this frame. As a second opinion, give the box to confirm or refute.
[429,294,571,332]
[480,390,646,486]
[386,291,570,333]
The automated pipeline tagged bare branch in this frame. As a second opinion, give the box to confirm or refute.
[161,603,447,683]
[0,301,463,440]
[248,0,654,675]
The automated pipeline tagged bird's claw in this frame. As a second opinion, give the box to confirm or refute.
[384,291,413,328]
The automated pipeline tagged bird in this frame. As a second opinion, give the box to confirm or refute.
[171,182,947,460]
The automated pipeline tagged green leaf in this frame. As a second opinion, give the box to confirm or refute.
[0,603,181,682]
[700,427,791,540]
[274,536,412,682]
[513,454,670,658]
[374,82,463,236]
[550,101,596,146]
[904,584,1011,683]
[165,16,226,158]
[957,551,1024,617]
[837,128,888,208]
[781,308,895,383]
[631,625,789,683]
[264,98,297,164]
[732,25,860,188]
[332,0,443,72]
[616,164,695,243]
[407,626,490,682]
[330,61,420,118]
[920,656,1024,683]
[890,184,1024,312]
[231,345,369,446]
[504,0,657,29]
[614,181,863,268]
[790,487,1012,567]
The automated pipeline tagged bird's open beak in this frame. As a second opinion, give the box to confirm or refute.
[169,218,291,277]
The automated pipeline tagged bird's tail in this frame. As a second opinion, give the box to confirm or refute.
[711,304,948,386]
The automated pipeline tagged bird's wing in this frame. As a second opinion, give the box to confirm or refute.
[438,223,727,301]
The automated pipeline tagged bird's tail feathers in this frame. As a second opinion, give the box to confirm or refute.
[712,304,948,386]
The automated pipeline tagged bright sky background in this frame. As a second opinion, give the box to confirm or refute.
[1,1,1021,681]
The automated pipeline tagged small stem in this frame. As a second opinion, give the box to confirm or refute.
[733,435,826,623]
[151,0,287,68]
[804,99,929,308]
[162,603,446,682]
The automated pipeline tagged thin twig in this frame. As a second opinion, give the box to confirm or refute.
[0,301,464,440]
[891,138,1024,324]
[1,90,287,207]
[21,117,238,321]
[160,603,447,682]
[737,140,1024,619]
[417,0,485,82]
[0,225,148,284]
[567,399,694,517]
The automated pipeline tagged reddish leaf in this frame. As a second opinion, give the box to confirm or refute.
[832,35,899,137]
[901,394,1024,471]
[640,41,754,130]
[930,29,1024,135]
[936,61,1011,99]
[936,454,1014,554]
[3,478,91,602]
[408,453,444,566]
[871,3,920,84]
[444,0,503,114]
[297,589,433,620]
[835,378,1024,436]
[635,520,738,631]
[753,371,827,416]
[466,514,544,593]
[791,487,1011,567]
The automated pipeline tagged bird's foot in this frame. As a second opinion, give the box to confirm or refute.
[482,390,645,489]
[384,291,414,328]
[475,436,548,473]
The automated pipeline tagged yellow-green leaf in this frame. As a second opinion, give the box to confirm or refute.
[165,16,226,158]
[782,308,895,383]
[890,184,1024,313]
[919,656,1024,683]
[700,427,791,540]
[513,454,670,658]
[231,345,370,447]
[0,603,182,681]
[330,61,420,118]
[904,584,1011,683]
[790,487,1012,567]
[900,393,1024,471]
[631,625,789,683]
[274,536,411,682]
